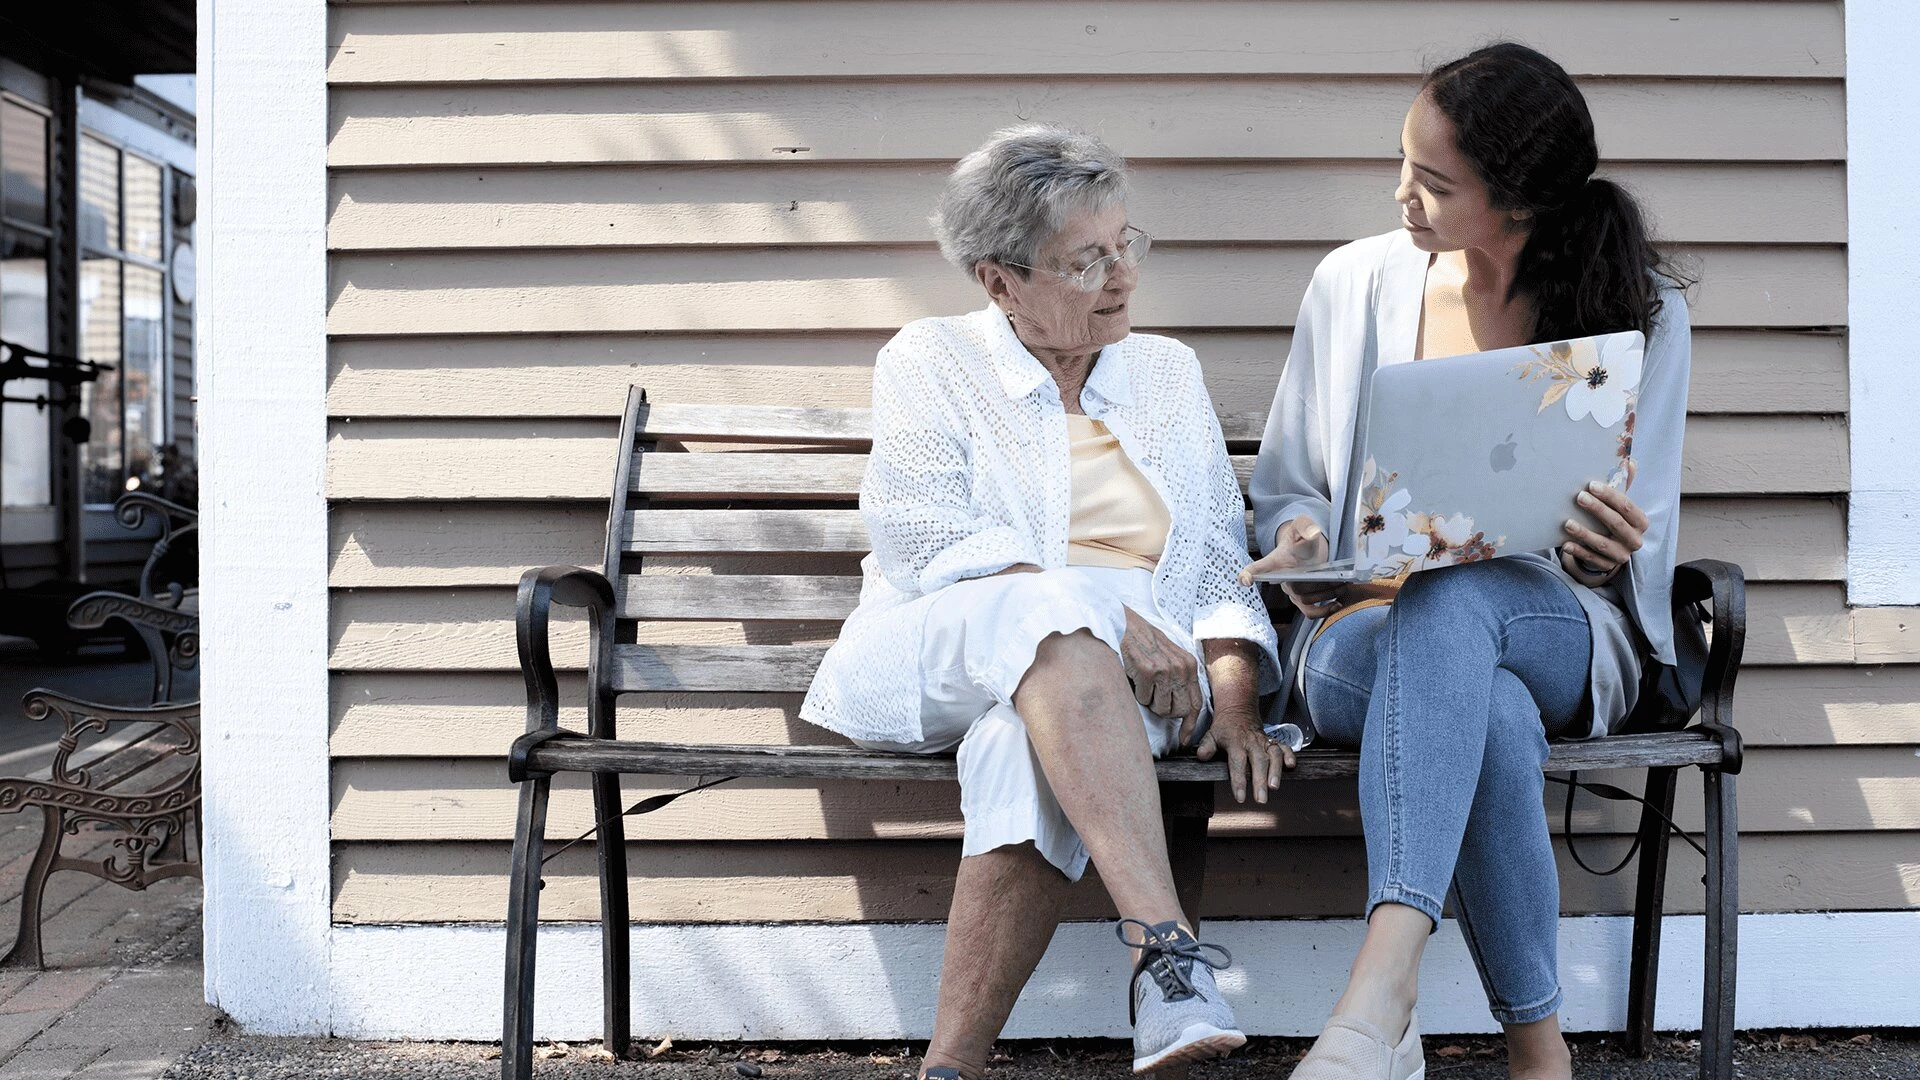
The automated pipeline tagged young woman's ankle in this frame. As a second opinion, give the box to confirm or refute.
[1329,972,1417,1044]
[918,1052,983,1080]
[1501,1017,1571,1080]
[1327,902,1427,1040]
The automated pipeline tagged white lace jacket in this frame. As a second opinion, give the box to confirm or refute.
[800,304,1282,745]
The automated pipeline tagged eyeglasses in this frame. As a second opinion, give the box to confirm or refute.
[1003,227,1152,292]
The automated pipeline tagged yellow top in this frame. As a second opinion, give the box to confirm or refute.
[1065,414,1172,571]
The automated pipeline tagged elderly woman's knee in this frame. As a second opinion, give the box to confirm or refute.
[1030,626,1122,676]
[1018,628,1127,716]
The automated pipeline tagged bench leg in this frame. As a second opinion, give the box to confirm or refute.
[1699,767,1738,1080]
[0,807,62,970]
[502,775,551,1080]
[1626,766,1680,1055]
[594,772,631,1058]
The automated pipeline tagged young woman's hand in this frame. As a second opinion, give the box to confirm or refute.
[1561,481,1648,585]
[1239,515,1349,618]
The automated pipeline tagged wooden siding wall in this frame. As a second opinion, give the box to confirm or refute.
[325,0,1920,926]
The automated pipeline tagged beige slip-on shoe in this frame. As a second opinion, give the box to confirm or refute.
[1287,1011,1424,1080]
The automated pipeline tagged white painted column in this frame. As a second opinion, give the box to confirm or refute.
[1847,0,1920,605]
[196,0,332,1032]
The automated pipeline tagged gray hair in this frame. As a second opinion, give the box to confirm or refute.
[931,124,1130,278]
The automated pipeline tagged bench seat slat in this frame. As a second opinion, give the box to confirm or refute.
[526,730,1727,782]
[68,727,195,791]
[622,575,862,621]
[612,643,830,693]
[631,453,1257,499]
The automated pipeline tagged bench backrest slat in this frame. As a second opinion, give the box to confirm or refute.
[623,509,871,554]
[630,452,1258,499]
[640,403,875,445]
[621,575,862,621]
[611,643,831,695]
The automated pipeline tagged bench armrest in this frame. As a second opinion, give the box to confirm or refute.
[65,591,200,670]
[1674,558,1746,773]
[511,566,615,782]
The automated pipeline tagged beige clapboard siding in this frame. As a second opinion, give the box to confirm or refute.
[327,497,1846,589]
[326,1,1843,84]
[327,745,1920,842]
[1856,608,1917,664]
[327,583,1906,674]
[323,0,1883,925]
[326,78,1844,169]
[326,663,1920,759]
[325,329,1849,420]
[331,830,1916,925]
[326,162,1848,250]
[324,415,1847,501]
[327,244,1844,336]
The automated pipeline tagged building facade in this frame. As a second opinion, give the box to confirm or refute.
[1,10,197,621]
[200,0,1918,1040]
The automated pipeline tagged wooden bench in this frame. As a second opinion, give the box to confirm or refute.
[1,494,201,969]
[502,387,1746,1080]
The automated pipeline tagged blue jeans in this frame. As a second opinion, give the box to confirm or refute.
[1304,558,1591,1025]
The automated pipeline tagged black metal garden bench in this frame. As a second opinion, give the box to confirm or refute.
[502,387,1746,1080]
[1,493,201,969]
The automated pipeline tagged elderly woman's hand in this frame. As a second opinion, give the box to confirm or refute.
[1120,606,1203,732]
[1195,707,1293,805]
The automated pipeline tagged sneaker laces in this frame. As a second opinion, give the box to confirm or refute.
[1116,918,1233,1024]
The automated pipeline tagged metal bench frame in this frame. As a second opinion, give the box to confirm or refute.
[1,493,201,969]
[501,387,1745,1080]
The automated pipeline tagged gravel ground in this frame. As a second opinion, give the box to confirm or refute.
[162,1030,1920,1079]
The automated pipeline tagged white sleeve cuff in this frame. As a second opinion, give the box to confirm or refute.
[917,527,1041,594]
[1190,601,1283,694]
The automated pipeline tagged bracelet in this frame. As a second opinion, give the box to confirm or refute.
[1572,553,1615,579]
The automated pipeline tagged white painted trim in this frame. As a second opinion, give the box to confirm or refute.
[329,913,1920,1041]
[1846,0,1920,606]
[196,0,332,1034]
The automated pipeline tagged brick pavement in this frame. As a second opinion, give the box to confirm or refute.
[0,645,216,1080]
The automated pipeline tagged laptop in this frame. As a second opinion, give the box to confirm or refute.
[1254,330,1646,584]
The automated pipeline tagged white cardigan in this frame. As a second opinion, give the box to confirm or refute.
[1250,230,1692,739]
[801,304,1281,745]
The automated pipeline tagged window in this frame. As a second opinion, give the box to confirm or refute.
[1,96,52,509]
[77,134,171,505]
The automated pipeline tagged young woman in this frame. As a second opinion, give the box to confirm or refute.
[1231,43,1692,1080]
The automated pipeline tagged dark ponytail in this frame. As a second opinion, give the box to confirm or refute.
[1423,43,1690,342]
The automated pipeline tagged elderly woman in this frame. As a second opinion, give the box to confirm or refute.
[799,125,1285,1079]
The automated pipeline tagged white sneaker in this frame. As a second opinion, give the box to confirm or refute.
[1118,918,1247,1074]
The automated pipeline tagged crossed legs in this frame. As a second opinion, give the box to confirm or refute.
[1302,560,1590,1079]
[921,627,1190,1079]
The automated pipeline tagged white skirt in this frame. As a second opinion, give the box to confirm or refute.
[854,565,1200,882]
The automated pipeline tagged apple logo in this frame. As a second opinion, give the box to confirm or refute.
[1489,433,1518,472]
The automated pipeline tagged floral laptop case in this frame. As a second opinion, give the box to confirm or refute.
[1258,329,1645,584]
